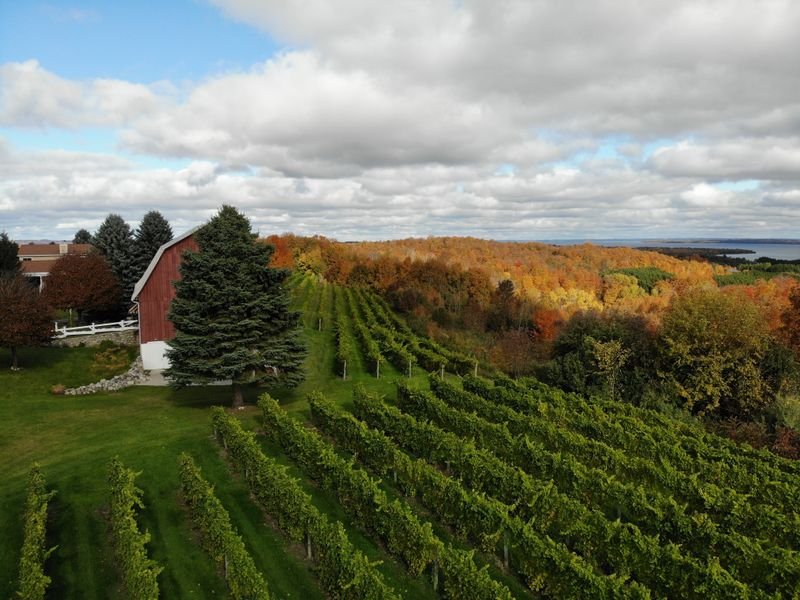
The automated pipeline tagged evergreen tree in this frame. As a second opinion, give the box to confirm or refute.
[165,205,305,407]
[132,211,173,285]
[0,232,21,278]
[92,214,135,306]
[72,229,92,244]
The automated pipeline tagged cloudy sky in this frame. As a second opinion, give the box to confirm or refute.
[1,1,799,241]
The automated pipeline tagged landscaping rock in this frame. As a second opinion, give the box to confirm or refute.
[64,356,147,396]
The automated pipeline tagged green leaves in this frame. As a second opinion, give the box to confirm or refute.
[16,465,56,600]
[211,407,397,600]
[178,453,270,600]
[107,458,161,600]
[166,206,305,403]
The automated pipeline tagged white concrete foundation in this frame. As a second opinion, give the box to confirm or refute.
[140,341,171,370]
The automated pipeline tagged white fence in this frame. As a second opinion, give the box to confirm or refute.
[53,319,139,338]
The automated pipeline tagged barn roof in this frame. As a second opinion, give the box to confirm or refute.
[131,227,201,301]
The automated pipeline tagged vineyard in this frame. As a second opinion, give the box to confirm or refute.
[2,274,799,599]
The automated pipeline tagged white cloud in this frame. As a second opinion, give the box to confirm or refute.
[3,1,800,240]
[0,60,164,128]
[649,138,800,181]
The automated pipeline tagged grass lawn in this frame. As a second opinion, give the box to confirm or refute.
[0,277,504,599]
[0,319,436,598]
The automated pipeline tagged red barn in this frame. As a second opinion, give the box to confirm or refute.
[131,228,199,369]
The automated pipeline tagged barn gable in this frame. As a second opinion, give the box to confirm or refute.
[132,227,200,369]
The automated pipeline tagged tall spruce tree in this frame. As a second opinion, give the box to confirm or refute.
[132,211,173,284]
[165,205,305,407]
[0,232,21,278]
[93,214,135,306]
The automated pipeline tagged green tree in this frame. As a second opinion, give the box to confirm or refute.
[165,205,305,408]
[72,229,92,244]
[0,276,53,369]
[588,336,631,401]
[0,232,21,278]
[659,287,771,417]
[546,311,656,404]
[132,211,173,285]
[92,214,135,306]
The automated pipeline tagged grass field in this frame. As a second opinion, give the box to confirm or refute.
[0,280,444,599]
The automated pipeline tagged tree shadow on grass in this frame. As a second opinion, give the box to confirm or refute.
[0,345,92,373]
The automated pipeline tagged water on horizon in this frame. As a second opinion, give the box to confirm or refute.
[540,239,800,261]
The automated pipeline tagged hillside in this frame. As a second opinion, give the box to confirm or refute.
[1,275,799,598]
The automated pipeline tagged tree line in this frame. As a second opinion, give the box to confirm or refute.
[0,211,172,368]
[272,234,800,459]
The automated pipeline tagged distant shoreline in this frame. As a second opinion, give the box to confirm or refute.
[652,239,800,245]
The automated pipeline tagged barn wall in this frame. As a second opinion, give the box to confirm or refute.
[138,235,198,344]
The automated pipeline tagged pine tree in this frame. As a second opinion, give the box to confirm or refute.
[132,211,173,285]
[92,214,135,307]
[72,229,92,244]
[165,205,305,407]
[0,232,21,278]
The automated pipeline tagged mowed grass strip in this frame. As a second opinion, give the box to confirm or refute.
[0,347,317,599]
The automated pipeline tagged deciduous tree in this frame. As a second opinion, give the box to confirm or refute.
[659,287,771,417]
[43,254,120,324]
[782,285,800,358]
[0,276,53,369]
[166,205,305,408]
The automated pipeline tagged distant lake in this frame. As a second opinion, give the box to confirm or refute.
[540,239,800,261]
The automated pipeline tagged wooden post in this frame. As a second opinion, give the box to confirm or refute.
[474,361,478,377]
[408,359,412,378]
[503,531,510,569]
[306,531,312,559]
[376,360,380,379]
[318,317,322,331]
[440,364,445,379]
[342,360,347,381]
[432,561,439,591]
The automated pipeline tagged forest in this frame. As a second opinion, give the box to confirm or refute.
[268,234,800,457]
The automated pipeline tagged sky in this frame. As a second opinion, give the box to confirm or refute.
[1,1,799,241]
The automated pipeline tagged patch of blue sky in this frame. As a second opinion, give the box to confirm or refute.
[1,127,117,154]
[537,134,636,170]
[641,137,682,159]
[0,0,280,82]
[1,127,195,171]
[494,163,515,176]
[713,180,760,191]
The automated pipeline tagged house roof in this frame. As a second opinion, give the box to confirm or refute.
[18,243,92,257]
[21,259,58,275]
[131,227,201,301]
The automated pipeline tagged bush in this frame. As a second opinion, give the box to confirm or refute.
[772,427,800,460]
